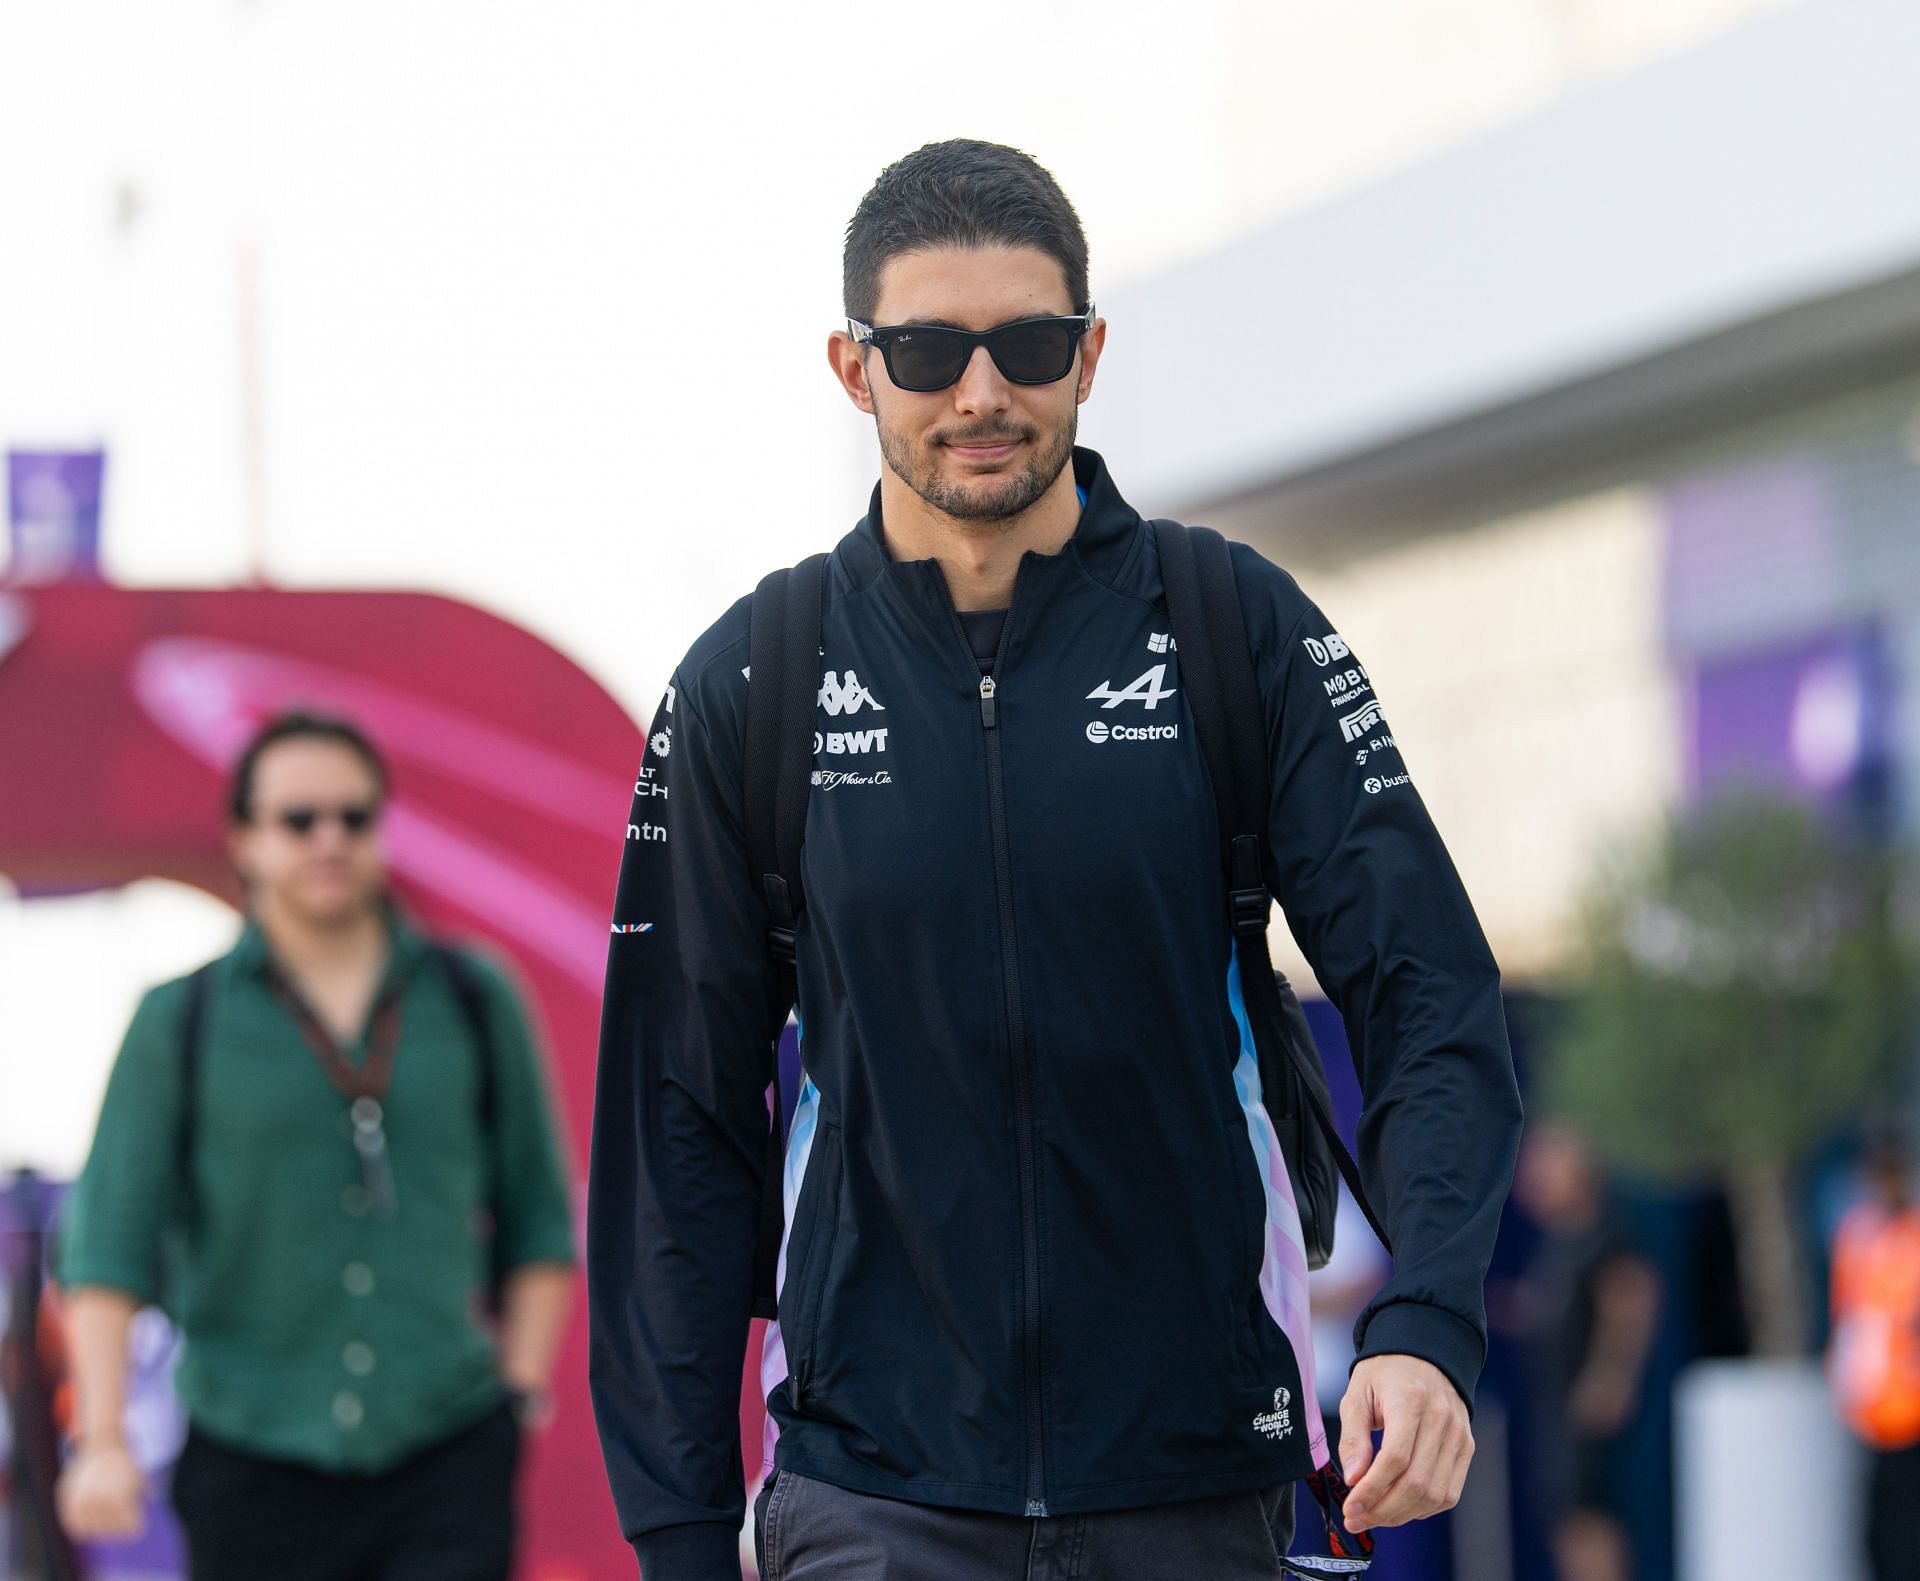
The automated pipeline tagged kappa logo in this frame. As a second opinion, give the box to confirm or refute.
[1302,633,1351,667]
[649,730,672,759]
[819,670,886,716]
[1252,1386,1294,1440]
[1087,663,1178,710]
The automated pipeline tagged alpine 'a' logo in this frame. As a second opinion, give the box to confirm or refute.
[1087,663,1177,710]
[819,670,886,716]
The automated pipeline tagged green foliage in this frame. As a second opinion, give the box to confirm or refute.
[1546,792,1912,1184]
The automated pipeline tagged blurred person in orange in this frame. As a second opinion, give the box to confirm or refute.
[1830,1123,1920,1581]
[52,709,577,1581]
[1511,1119,1660,1581]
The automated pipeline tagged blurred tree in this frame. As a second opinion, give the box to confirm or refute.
[1547,792,1913,1356]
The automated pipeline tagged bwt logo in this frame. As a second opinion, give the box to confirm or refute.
[1302,633,1351,667]
[819,670,886,716]
[813,728,890,755]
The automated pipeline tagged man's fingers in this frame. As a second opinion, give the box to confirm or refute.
[1444,1423,1475,1508]
[1336,1378,1377,1482]
[1344,1391,1422,1525]
[1355,1409,1452,1529]
[1352,1411,1475,1531]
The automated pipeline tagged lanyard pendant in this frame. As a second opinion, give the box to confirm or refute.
[351,1096,396,1216]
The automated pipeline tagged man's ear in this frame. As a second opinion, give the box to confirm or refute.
[828,330,877,415]
[1075,316,1108,405]
[225,823,253,890]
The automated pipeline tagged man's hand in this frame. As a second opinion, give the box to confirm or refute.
[56,1438,148,1541]
[1336,1354,1472,1533]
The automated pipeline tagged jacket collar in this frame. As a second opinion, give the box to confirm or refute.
[836,447,1144,594]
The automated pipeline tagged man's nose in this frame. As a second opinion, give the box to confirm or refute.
[950,344,1010,416]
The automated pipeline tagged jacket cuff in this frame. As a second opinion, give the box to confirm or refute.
[1352,1301,1485,1417]
[629,1520,741,1580]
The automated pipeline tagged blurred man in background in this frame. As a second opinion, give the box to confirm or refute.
[1511,1119,1660,1581]
[1831,1124,1920,1581]
[52,709,577,1581]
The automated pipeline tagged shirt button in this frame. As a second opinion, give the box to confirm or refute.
[343,1342,376,1377]
[333,1391,364,1430]
[342,1262,375,1297]
[342,1185,370,1218]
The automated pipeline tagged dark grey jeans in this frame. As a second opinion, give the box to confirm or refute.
[752,1467,1296,1581]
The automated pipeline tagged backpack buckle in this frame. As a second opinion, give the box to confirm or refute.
[1228,835,1269,936]
[766,924,797,966]
[1230,886,1269,937]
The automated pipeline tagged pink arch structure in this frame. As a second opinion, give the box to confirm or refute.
[0,582,768,1581]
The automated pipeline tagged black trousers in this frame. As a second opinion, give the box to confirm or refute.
[169,1403,519,1581]
[1870,1440,1920,1581]
[754,1466,1297,1581]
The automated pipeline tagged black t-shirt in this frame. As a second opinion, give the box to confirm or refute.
[959,609,1008,674]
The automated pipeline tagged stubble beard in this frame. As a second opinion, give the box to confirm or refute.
[878,408,1078,526]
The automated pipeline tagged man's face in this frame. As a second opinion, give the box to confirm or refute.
[227,738,388,926]
[830,245,1105,525]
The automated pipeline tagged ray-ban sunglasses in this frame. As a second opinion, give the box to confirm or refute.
[848,306,1096,393]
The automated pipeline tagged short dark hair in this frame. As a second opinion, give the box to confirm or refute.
[843,139,1089,323]
[227,709,389,824]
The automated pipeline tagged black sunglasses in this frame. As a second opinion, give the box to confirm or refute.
[848,307,1095,393]
[268,802,380,838]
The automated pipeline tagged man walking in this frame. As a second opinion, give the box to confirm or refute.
[589,140,1522,1580]
[57,710,577,1581]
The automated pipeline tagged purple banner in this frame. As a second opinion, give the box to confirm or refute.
[7,449,106,584]
[1687,628,1888,806]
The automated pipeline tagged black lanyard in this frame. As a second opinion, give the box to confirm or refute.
[265,963,405,1215]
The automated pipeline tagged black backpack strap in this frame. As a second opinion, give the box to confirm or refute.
[428,941,498,1131]
[744,552,829,1318]
[174,962,217,1205]
[1154,520,1392,1255]
[428,941,512,1304]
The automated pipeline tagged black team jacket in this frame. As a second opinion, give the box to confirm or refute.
[587,448,1523,1579]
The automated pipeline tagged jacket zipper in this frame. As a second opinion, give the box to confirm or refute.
[956,596,1048,1517]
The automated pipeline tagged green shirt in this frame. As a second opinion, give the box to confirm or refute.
[57,906,577,1473]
